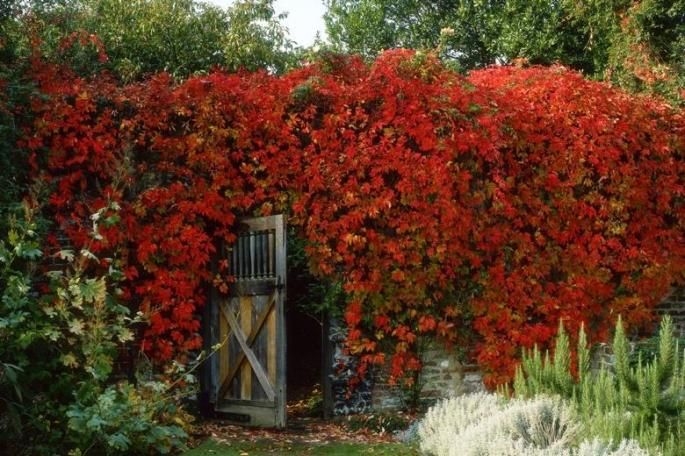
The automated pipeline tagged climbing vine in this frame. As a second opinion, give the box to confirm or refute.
[24,49,684,386]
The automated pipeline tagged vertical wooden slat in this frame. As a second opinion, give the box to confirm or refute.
[249,232,255,278]
[237,236,243,279]
[219,302,229,395]
[229,298,241,399]
[238,235,244,279]
[240,296,252,400]
[224,297,241,399]
[243,235,249,279]
[267,230,274,277]
[253,232,260,279]
[206,247,220,404]
[261,232,267,278]
[255,232,263,278]
[264,232,269,277]
[252,294,267,400]
[240,234,245,278]
[268,300,277,386]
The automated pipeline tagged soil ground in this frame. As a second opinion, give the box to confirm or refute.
[187,399,419,455]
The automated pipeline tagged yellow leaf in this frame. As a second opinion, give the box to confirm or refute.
[61,353,79,368]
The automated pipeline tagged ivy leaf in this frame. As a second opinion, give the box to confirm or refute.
[118,328,134,342]
[7,229,18,246]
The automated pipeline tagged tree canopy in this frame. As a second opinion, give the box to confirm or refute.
[324,0,685,102]
[3,0,300,81]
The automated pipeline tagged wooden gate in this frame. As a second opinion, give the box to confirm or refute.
[207,214,286,427]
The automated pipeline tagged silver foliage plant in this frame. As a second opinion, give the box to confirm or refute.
[417,393,653,456]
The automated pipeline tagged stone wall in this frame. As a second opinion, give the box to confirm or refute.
[327,319,374,416]
[656,287,685,338]
[370,341,485,412]
[326,286,685,415]
[326,322,485,415]
[420,344,485,399]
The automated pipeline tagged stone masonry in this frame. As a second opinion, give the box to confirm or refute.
[656,287,685,338]
[370,341,485,412]
[329,286,684,414]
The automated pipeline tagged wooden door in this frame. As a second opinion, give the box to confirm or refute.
[210,214,286,427]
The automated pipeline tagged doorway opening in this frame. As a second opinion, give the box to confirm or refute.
[285,232,347,420]
[286,232,326,419]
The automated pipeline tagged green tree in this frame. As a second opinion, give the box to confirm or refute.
[223,0,300,73]
[74,0,230,80]
[324,0,684,101]
[323,0,589,70]
[324,0,502,70]
[12,0,299,81]
[571,0,685,99]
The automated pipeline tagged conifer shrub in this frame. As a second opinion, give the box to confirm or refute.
[513,316,685,456]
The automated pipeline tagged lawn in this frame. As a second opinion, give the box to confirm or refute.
[184,439,420,455]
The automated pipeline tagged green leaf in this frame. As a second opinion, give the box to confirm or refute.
[80,278,106,304]
[85,415,106,431]
[107,433,131,450]
[22,248,42,259]
[7,229,18,246]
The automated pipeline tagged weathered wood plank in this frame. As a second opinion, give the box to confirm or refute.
[274,215,287,428]
[220,302,276,401]
[219,306,230,388]
[268,304,276,386]
[215,403,278,427]
[217,292,276,400]
[252,294,267,401]
[240,297,252,400]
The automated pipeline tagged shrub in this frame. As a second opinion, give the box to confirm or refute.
[0,202,192,454]
[418,392,505,453]
[418,393,582,456]
[513,316,684,455]
[576,438,652,456]
[0,361,22,436]
[66,381,190,455]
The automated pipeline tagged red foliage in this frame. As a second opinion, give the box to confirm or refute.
[468,65,685,384]
[25,50,685,386]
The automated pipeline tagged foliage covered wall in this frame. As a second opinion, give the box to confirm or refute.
[23,49,684,386]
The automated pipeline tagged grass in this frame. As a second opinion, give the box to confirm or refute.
[184,439,420,455]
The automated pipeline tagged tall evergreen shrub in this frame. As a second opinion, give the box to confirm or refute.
[514,316,685,456]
